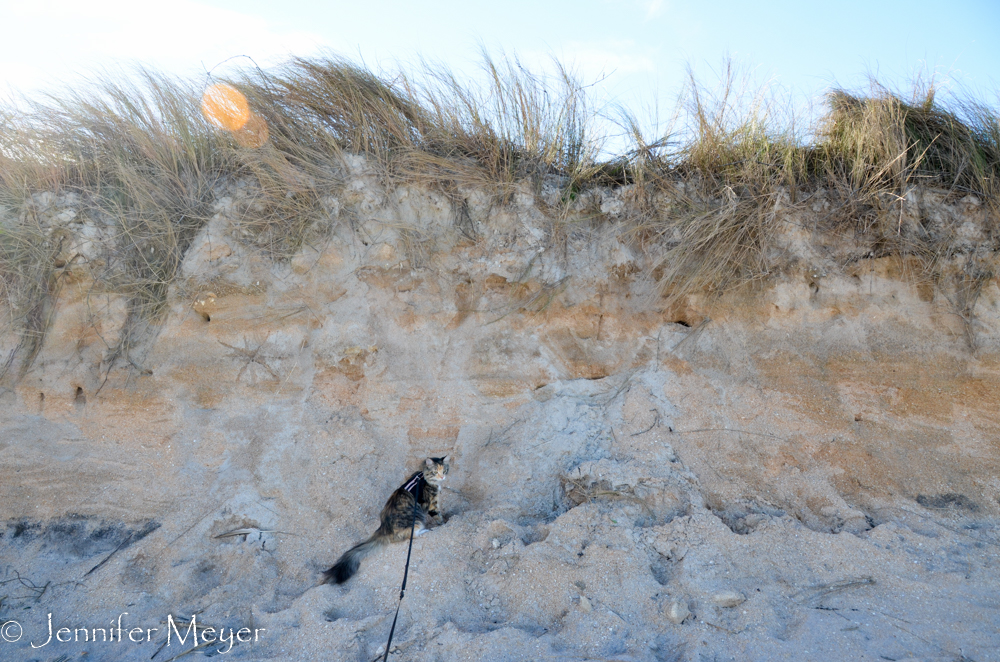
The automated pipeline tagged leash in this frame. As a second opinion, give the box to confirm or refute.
[382,471,424,662]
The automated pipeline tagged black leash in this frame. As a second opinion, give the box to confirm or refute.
[382,471,423,662]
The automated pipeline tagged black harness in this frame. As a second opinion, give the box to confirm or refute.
[382,471,424,661]
[401,471,424,502]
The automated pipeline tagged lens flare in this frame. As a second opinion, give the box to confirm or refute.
[201,83,250,132]
[201,83,268,148]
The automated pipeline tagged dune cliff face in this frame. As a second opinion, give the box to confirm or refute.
[2,161,999,661]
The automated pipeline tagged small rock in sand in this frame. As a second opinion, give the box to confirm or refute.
[665,600,690,624]
[711,591,746,608]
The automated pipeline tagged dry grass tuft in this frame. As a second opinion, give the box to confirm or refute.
[0,212,55,377]
[620,64,808,301]
[1,70,234,374]
[820,82,1000,203]
[401,51,602,194]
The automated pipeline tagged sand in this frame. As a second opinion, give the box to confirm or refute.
[2,169,999,661]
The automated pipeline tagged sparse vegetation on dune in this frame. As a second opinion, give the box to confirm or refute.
[1,54,998,375]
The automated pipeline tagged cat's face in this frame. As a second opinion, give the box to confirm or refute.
[424,456,450,482]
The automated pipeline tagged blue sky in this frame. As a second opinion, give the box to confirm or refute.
[2,0,998,142]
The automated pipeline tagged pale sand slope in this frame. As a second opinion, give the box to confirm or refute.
[2,170,999,661]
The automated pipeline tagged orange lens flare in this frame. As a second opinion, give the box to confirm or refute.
[201,83,250,132]
[201,83,268,148]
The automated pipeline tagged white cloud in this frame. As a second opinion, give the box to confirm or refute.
[0,61,47,97]
[642,0,666,18]
[0,0,329,93]
[556,40,658,82]
[84,1,323,63]
[598,0,669,20]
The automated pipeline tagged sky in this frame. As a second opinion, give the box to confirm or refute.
[2,0,998,145]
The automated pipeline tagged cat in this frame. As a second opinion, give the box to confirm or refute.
[324,456,449,584]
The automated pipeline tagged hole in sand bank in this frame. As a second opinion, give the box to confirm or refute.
[706,496,783,535]
[916,493,978,512]
[650,555,672,585]
[520,524,549,545]
[74,387,86,407]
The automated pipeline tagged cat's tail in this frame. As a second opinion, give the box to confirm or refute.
[323,531,389,584]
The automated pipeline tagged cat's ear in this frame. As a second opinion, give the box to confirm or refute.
[425,458,434,468]
[442,455,450,463]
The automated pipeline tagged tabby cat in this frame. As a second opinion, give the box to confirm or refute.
[323,456,449,584]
